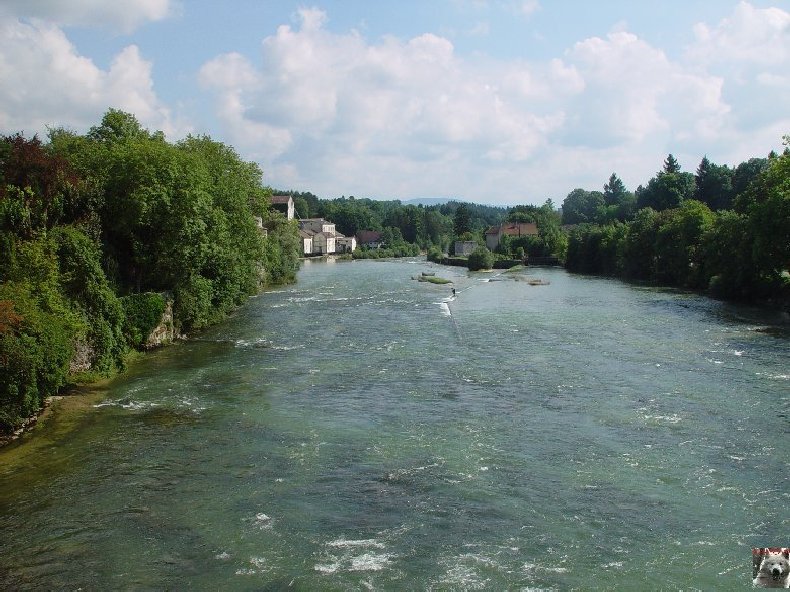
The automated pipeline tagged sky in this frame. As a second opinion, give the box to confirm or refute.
[0,1,788,206]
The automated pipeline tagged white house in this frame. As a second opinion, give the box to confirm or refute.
[336,234,357,253]
[299,229,314,255]
[298,218,340,256]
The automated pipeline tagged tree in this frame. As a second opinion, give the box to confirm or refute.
[561,188,604,224]
[663,153,681,173]
[653,200,715,288]
[87,109,153,144]
[636,167,695,212]
[601,173,636,222]
[603,173,627,206]
[467,246,494,271]
[745,138,790,296]
[732,157,769,211]
[694,156,734,211]
[453,203,472,236]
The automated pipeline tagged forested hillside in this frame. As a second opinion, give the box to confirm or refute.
[0,110,301,434]
[563,141,789,308]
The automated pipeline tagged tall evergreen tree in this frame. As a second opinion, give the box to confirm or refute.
[663,154,681,173]
[603,173,627,206]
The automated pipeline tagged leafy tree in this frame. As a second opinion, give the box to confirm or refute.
[636,162,695,212]
[694,156,734,211]
[744,139,790,298]
[621,207,660,280]
[87,109,152,144]
[732,157,769,211]
[467,246,494,271]
[599,173,636,222]
[561,188,604,224]
[654,200,715,288]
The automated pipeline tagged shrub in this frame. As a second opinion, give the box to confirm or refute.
[467,246,494,271]
[120,292,166,348]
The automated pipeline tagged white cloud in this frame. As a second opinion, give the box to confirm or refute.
[199,7,573,199]
[517,1,541,18]
[0,17,186,138]
[683,1,789,157]
[194,3,788,202]
[689,1,789,67]
[564,31,730,146]
[0,0,176,33]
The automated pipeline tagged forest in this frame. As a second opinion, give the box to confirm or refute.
[562,143,789,308]
[0,110,301,434]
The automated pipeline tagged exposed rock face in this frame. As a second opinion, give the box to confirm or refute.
[145,299,183,348]
[69,339,94,374]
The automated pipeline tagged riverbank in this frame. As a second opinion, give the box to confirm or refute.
[0,280,297,449]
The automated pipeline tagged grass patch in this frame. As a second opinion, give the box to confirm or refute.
[417,275,453,284]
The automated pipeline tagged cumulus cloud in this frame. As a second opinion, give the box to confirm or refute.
[684,1,790,161]
[689,1,789,67]
[564,31,730,146]
[0,0,176,33]
[200,5,765,200]
[0,17,186,137]
[200,7,574,198]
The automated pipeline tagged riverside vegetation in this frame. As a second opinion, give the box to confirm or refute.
[563,146,790,308]
[1,108,787,437]
[0,109,301,436]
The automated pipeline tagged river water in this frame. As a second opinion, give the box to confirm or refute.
[1,258,788,590]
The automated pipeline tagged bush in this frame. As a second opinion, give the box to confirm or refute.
[427,245,443,262]
[121,292,166,348]
[0,284,76,433]
[467,246,494,271]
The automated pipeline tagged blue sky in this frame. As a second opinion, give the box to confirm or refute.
[0,1,788,205]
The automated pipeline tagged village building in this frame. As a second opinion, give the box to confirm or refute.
[298,218,341,256]
[355,230,383,249]
[454,240,479,257]
[336,234,357,253]
[270,195,295,220]
[484,222,539,251]
[298,229,314,255]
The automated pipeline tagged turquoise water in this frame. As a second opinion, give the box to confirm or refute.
[1,258,788,590]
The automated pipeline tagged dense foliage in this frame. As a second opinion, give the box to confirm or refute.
[564,141,790,308]
[0,110,300,433]
[467,246,495,271]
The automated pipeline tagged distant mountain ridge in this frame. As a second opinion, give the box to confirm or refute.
[401,197,463,206]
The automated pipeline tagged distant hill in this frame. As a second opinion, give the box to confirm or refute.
[402,197,463,206]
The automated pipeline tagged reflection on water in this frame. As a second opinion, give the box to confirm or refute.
[1,258,788,590]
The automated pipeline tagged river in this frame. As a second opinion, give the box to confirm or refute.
[1,258,788,590]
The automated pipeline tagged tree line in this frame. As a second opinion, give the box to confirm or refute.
[0,109,301,434]
[562,141,789,308]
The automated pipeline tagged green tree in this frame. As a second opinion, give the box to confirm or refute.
[561,188,604,224]
[600,173,636,222]
[654,200,715,288]
[663,153,681,173]
[453,203,472,236]
[636,159,695,212]
[467,246,494,271]
[694,156,734,211]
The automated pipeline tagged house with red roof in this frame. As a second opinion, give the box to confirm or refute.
[485,222,538,251]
